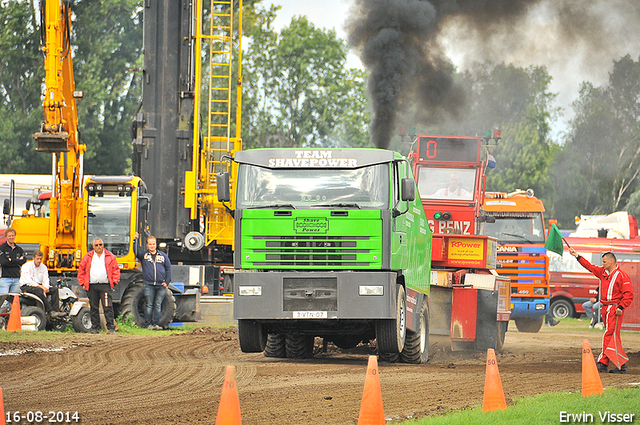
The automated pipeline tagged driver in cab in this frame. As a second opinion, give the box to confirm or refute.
[433,173,471,198]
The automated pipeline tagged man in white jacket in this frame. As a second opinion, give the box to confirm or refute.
[20,250,63,317]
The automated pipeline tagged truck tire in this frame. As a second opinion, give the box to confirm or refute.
[264,333,286,358]
[550,299,574,319]
[237,319,267,353]
[376,284,406,355]
[72,307,92,333]
[285,334,315,359]
[401,299,429,364]
[515,317,544,333]
[21,306,47,331]
[378,352,400,363]
[120,283,176,328]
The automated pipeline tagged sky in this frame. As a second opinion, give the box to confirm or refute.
[264,0,640,140]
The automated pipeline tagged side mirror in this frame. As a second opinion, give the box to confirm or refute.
[479,215,496,224]
[25,199,32,211]
[216,172,230,202]
[3,199,10,215]
[401,178,415,201]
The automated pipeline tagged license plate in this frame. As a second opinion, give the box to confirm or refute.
[293,311,327,319]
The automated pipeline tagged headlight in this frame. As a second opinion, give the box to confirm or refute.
[238,286,262,296]
[533,287,547,295]
[359,286,384,296]
[535,303,546,310]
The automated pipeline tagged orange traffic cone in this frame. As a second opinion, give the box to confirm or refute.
[357,355,385,425]
[1,387,5,425]
[582,339,604,397]
[482,348,507,412]
[6,295,21,332]
[214,366,242,425]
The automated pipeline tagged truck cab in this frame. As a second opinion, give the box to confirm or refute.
[481,190,550,332]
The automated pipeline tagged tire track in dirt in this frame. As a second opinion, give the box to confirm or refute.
[1,325,639,425]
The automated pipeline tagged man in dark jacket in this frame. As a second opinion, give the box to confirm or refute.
[134,232,172,330]
[0,227,26,294]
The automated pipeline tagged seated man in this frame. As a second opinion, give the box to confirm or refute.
[582,287,601,328]
[20,250,64,318]
[432,173,472,198]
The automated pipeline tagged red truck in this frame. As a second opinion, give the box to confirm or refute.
[548,236,640,331]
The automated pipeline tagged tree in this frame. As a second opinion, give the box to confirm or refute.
[0,0,142,176]
[554,55,640,226]
[0,1,48,173]
[72,0,142,174]
[243,10,368,148]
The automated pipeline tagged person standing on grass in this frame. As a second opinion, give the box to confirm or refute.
[569,248,633,373]
[78,238,120,334]
[134,232,172,330]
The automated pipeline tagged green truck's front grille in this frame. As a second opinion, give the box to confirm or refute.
[253,236,371,266]
[240,210,383,269]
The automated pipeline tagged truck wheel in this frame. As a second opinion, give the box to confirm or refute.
[550,299,574,319]
[72,307,92,333]
[401,299,429,364]
[285,334,315,359]
[376,284,406,355]
[237,319,267,352]
[120,283,177,328]
[378,352,400,363]
[515,317,544,333]
[21,306,46,331]
[264,333,286,358]
[495,321,508,352]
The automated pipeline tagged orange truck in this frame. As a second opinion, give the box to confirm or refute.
[481,190,550,332]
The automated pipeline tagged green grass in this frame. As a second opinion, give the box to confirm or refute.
[0,315,205,340]
[401,388,640,425]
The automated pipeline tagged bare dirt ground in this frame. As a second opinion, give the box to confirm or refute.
[1,322,639,425]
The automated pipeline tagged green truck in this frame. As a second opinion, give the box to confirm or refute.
[216,148,432,363]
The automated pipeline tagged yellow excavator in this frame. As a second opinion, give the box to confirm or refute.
[6,0,199,330]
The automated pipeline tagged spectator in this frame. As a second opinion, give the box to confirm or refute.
[0,227,26,294]
[20,250,64,318]
[78,238,120,334]
[134,232,172,330]
[582,287,601,328]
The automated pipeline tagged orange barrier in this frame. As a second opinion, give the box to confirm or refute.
[482,348,507,412]
[6,295,21,332]
[357,355,385,425]
[214,366,242,425]
[581,339,604,397]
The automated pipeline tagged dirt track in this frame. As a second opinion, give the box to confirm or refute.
[1,323,639,425]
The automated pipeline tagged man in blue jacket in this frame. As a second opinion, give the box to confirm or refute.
[134,232,172,330]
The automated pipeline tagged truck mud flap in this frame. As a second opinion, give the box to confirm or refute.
[474,289,500,351]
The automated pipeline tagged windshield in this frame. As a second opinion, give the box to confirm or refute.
[417,167,475,201]
[482,214,545,244]
[87,194,132,257]
[236,164,389,209]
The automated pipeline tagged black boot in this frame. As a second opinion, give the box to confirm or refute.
[597,362,608,373]
[609,364,627,374]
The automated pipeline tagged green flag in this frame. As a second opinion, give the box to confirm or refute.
[545,224,564,255]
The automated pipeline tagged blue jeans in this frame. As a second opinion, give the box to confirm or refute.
[583,300,601,322]
[0,278,21,294]
[143,284,166,327]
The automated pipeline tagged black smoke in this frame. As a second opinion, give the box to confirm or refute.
[346,0,640,148]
